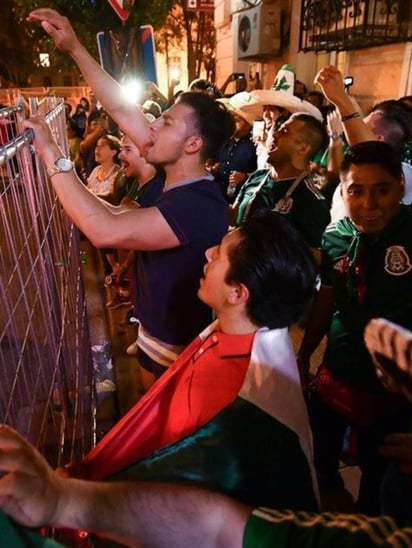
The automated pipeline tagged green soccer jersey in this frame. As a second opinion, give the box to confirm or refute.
[243,508,412,547]
[234,170,330,249]
[321,205,412,390]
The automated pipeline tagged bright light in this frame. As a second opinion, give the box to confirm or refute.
[121,79,143,104]
[169,68,181,82]
[39,53,50,68]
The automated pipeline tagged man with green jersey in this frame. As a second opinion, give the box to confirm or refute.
[298,141,412,514]
[231,112,330,263]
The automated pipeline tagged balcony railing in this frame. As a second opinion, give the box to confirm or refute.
[300,0,412,52]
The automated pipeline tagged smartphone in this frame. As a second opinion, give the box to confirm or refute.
[252,120,265,141]
[233,72,246,80]
[344,76,353,87]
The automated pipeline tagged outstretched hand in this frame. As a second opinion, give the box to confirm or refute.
[26,8,81,56]
[0,424,63,528]
[22,116,60,159]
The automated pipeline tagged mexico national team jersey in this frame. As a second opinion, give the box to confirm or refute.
[243,508,412,547]
[77,322,319,511]
[234,170,330,249]
[321,205,412,390]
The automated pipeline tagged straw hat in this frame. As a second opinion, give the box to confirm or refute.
[219,91,263,126]
[249,65,323,122]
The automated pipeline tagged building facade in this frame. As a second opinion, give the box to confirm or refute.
[215,0,412,109]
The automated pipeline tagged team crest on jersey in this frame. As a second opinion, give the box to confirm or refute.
[274,196,293,214]
[384,246,412,276]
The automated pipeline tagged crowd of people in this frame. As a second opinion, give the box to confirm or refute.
[1,5,412,547]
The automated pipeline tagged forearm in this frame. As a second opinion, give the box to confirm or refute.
[70,45,149,150]
[298,286,335,362]
[55,480,250,548]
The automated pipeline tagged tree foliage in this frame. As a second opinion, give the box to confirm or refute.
[157,2,216,84]
[7,0,175,84]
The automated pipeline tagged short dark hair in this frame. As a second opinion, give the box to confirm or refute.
[225,211,317,328]
[290,112,327,160]
[177,91,235,161]
[306,90,325,107]
[369,99,412,148]
[341,141,403,180]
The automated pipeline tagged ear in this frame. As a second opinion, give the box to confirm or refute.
[185,135,203,155]
[227,282,250,305]
[299,142,312,158]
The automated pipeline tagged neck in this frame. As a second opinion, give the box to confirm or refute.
[164,164,206,187]
[270,163,307,180]
[217,310,259,335]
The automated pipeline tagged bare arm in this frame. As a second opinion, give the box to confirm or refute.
[314,66,376,146]
[0,425,250,548]
[297,285,336,389]
[26,9,151,152]
[23,116,179,251]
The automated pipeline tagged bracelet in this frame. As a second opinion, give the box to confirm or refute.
[340,112,361,122]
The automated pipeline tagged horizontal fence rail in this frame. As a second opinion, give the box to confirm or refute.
[0,97,94,468]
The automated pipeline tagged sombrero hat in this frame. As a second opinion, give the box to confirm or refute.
[219,91,263,126]
[249,65,323,122]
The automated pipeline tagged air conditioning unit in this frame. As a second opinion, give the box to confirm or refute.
[233,3,281,60]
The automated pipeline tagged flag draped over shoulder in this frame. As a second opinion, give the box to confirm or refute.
[79,322,319,511]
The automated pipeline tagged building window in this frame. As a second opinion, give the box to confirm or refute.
[300,0,412,52]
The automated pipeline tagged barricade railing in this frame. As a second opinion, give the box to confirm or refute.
[0,97,94,468]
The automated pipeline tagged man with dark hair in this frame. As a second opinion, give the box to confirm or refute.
[315,66,412,217]
[298,140,412,515]
[232,112,330,262]
[50,210,319,513]
[26,8,235,390]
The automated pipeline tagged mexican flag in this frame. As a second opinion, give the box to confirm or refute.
[79,322,319,510]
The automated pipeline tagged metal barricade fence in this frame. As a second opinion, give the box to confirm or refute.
[0,97,94,468]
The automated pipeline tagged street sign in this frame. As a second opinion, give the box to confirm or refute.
[186,0,214,11]
[97,26,158,85]
[107,0,135,21]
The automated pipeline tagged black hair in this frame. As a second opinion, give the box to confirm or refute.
[188,78,223,99]
[341,141,403,180]
[369,99,412,147]
[225,211,318,329]
[306,90,325,107]
[177,91,236,161]
[66,117,83,139]
[289,112,327,159]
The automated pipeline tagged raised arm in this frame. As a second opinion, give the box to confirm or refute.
[314,66,376,146]
[26,8,151,152]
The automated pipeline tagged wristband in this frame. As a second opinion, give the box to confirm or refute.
[340,112,361,122]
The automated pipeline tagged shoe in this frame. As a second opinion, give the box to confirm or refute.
[126,340,138,355]
[106,295,132,310]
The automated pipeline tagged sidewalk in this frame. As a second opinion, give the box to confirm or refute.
[80,239,143,439]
